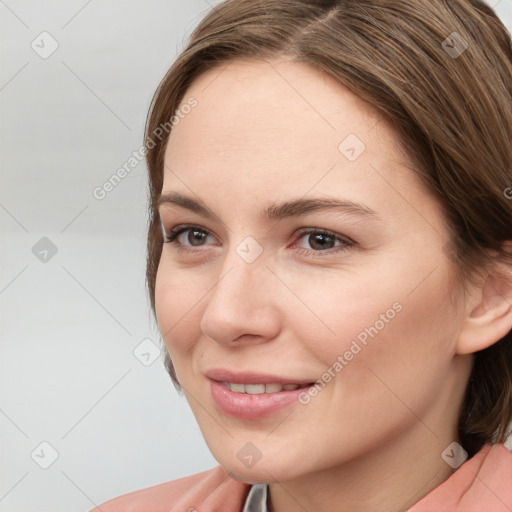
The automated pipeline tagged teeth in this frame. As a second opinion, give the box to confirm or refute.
[222,382,306,394]
[265,383,284,393]
[230,383,246,393]
[245,384,265,394]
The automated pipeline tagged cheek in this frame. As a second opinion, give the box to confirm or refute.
[154,262,205,358]
[286,259,459,391]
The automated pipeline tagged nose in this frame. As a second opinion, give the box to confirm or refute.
[200,253,282,346]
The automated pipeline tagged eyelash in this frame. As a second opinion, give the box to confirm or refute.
[163,224,355,257]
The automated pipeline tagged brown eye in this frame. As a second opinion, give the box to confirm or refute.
[164,225,215,247]
[294,229,354,255]
[305,232,335,250]
[183,229,209,246]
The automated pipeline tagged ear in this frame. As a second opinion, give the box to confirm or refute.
[456,256,512,355]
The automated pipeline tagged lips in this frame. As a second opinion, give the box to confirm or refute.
[209,379,315,419]
[220,382,311,394]
[205,368,314,386]
[205,368,317,419]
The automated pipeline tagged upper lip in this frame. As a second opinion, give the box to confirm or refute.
[205,368,315,385]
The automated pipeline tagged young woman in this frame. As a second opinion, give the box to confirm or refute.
[92,0,512,510]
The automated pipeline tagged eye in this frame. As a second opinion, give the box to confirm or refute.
[163,224,216,249]
[162,223,355,257]
[293,228,354,255]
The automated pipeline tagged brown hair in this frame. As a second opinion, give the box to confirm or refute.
[143,0,512,457]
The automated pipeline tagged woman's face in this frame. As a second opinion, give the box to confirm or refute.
[155,58,472,483]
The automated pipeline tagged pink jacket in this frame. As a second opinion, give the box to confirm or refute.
[91,442,512,512]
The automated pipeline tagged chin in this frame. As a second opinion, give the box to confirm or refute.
[219,462,284,485]
[213,450,309,485]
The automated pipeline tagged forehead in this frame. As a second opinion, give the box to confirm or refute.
[165,57,403,169]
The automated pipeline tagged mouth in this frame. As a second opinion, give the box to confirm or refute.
[208,378,317,420]
[205,368,315,387]
[218,381,314,394]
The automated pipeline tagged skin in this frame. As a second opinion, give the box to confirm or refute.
[154,58,509,512]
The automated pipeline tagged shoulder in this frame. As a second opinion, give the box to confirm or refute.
[90,465,252,512]
[409,442,512,512]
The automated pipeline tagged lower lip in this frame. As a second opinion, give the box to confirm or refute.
[209,380,313,420]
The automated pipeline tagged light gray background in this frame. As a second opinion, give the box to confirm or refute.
[1,1,511,511]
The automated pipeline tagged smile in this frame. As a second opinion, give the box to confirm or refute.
[210,380,316,420]
[220,382,311,394]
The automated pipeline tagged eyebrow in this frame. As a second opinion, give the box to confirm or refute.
[156,191,378,221]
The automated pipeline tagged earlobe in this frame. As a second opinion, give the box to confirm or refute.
[456,268,512,355]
